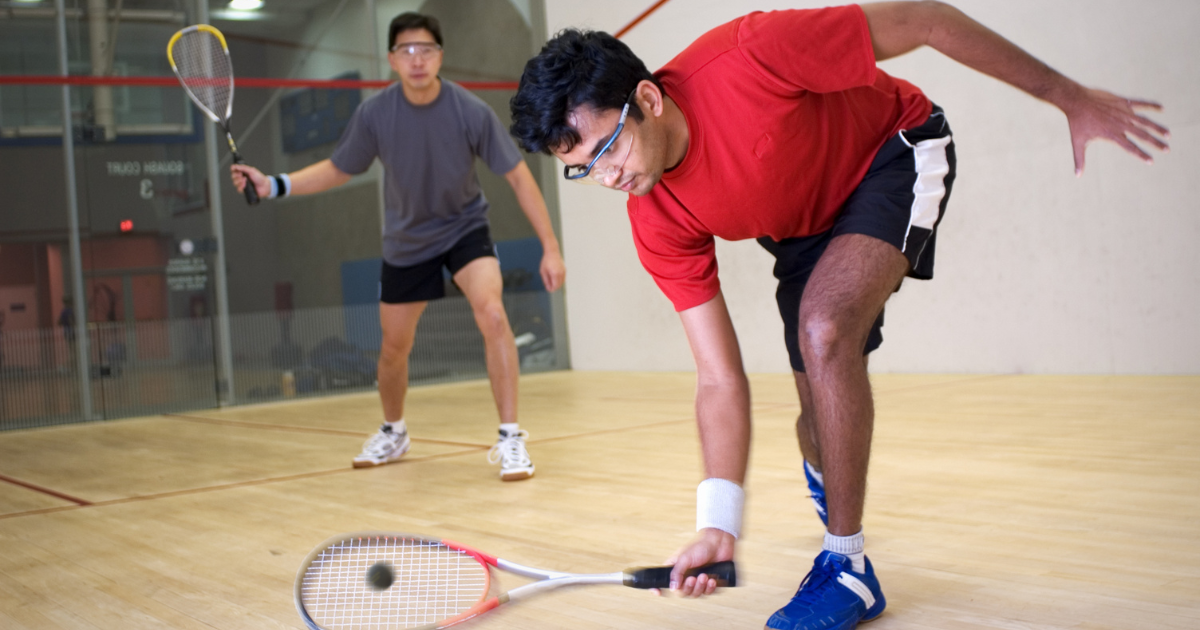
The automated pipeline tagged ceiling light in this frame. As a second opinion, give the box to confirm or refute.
[212,9,268,21]
[228,0,264,10]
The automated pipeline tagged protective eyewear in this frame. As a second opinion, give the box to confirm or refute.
[564,90,638,184]
[390,42,442,59]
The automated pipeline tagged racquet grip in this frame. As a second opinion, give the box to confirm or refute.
[243,178,260,205]
[231,153,260,205]
[623,560,737,589]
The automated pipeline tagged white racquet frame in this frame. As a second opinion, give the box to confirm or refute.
[294,531,736,630]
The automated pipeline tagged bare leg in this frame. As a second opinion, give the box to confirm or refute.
[797,233,908,537]
[453,257,518,425]
[378,301,427,423]
[793,371,820,469]
[793,355,869,473]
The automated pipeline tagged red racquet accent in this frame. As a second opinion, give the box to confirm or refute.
[440,538,500,566]
[438,596,502,628]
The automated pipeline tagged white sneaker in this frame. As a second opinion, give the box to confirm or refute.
[352,424,410,468]
[487,428,535,481]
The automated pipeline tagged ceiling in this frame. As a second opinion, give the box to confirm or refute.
[207,0,335,35]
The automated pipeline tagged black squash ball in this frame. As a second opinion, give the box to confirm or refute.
[367,562,394,590]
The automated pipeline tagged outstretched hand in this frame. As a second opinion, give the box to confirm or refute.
[230,163,271,199]
[1064,87,1168,176]
[652,528,736,599]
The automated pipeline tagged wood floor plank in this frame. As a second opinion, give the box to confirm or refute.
[0,372,1195,629]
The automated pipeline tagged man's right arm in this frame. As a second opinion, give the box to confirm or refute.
[230,159,352,200]
[665,291,750,598]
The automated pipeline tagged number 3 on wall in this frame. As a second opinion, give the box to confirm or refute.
[140,178,154,200]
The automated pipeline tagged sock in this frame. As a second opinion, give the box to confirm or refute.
[385,419,407,434]
[823,529,866,574]
[499,422,519,437]
[805,460,824,487]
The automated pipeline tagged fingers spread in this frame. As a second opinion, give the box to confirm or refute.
[1127,98,1163,111]
[1127,125,1169,151]
[1133,114,1171,139]
[1115,136,1153,164]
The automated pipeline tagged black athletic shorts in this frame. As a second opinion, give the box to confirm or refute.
[757,105,956,373]
[379,225,497,304]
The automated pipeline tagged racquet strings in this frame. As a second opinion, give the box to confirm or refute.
[300,536,490,630]
[169,29,233,123]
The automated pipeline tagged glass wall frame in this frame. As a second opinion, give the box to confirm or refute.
[0,0,568,430]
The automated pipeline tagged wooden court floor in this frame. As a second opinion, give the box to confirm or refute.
[0,372,1196,629]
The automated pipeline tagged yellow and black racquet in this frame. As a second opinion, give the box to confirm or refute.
[167,24,258,205]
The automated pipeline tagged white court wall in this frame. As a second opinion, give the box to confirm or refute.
[544,0,1200,374]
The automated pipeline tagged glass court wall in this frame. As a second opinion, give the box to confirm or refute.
[0,0,567,430]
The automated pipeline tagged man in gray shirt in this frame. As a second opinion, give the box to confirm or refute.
[232,12,564,481]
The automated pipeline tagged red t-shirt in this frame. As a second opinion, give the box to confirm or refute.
[628,5,931,311]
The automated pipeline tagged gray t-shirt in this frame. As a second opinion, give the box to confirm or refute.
[330,79,523,266]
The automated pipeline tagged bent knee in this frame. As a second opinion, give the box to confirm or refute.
[797,310,864,363]
[472,302,511,336]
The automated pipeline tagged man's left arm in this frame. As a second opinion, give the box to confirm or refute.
[860,1,1169,175]
[504,160,566,293]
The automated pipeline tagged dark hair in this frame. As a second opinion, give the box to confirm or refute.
[388,12,443,51]
[510,29,661,155]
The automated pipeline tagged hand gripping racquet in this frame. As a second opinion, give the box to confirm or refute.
[166,24,259,205]
[295,532,737,630]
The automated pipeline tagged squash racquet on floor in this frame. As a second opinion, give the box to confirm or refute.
[166,24,258,205]
[295,532,737,630]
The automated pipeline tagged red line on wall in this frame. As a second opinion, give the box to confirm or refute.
[0,75,178,87]
[2,0,675,91]
[0,473,91,506]
[0,75,519,91]
[614,0,674,39]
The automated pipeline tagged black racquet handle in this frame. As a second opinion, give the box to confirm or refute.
[243,177,260,205]
[224,126,260,206]
[233,155,260,206]
[623,560,737,589]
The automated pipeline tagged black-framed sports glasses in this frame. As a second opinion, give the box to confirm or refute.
[563,90,637,182]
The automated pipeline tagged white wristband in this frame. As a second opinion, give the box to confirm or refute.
[696,478,744,539]
[269,173,292,199]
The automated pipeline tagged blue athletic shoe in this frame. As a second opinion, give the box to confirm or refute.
[804,461,828,526]
[765,550,886,630]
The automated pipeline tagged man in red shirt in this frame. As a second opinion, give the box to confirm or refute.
[510,3,1167,628]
